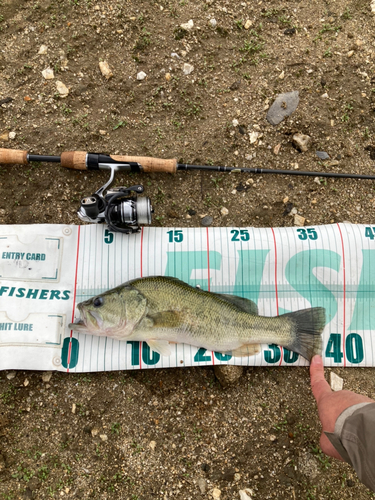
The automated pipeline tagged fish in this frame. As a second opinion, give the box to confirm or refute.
[69,276,325,361]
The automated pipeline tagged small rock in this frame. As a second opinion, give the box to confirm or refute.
[211,488,221,499]
[330,372,343,391]
[234,473,241,481]
[137,71,147,81]
[180,19,194,30]
[149,441,156,451]
[99,129,107,135]
[239,489,254,500]
[201,215,213,227]
[56,80,69,97]
[42,372,52,383]
[321,92,329,98]
[171,52,180,58]
[0,131,8,142]
[24,379,29,387]
[6,371,16,380]
[165,72,171,81]
[209,18,217,28]
[278,70,285,80]
[230,80,241,91]
[294,214,305,227]
[220,207,229,216]
[91,427,100,437]
[347,50,354,58]
[183,63,194,75]
[9,132,16,140]
[38,45,48,55]
[249,131,260,144]
[269,434,277,441]
[167,209,179,218]
[214,365,244,387]
[72,403,76,414]
[198,478,207,494]
[284,27,296,35]
[244,20,252,29]
[99,61,113,79]
[232,119,239,127]
[266,91,299,126]
[283,196,289,204]
[290,207,298,216]
[99,434,108,442]
[325,160,339,167]
[314,177,321,185]
[316,151,330,160]
[292,133,311,152]
[188,209,196,216]
[42,68,54,80]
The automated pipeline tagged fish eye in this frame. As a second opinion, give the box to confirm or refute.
[93,297,104,307]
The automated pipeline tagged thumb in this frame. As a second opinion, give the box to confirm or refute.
[310,355,331,404]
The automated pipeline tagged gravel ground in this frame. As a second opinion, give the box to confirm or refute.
[1,0,375,498]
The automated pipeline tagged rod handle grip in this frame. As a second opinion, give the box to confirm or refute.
[60,151,87,170]
[111,155,177,173]
[0,148,28,165]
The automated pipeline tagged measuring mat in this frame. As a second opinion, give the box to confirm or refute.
[0,223,374,372]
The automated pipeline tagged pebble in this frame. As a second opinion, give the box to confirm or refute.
[201,215,213,227]
[183,63,194,75]
[137,71,147,81]
[99,129,107,135]
[266,91,299,126]
[220,207,229,216]
[330,372,344,391]
[42,68,54,80]
[171,52,180,58]
[165,72,171,81]
[42,372,52,383]
[56,80,69,97]
[278,70,285,80]
[294,214,305,227]
[38,45,48,55]
[214,365,244,387]
[249,131,260,144]
[371,0,375,14]
[292,133,311,152]
[91,427,100,437]
[314,177,321,185]
[347,50,354,57]
[0,131,9,141]
[180,19,194,30]
[290,207,298,216]
[72,403,76,414]
[239,489,254,500]
[316,151,330,160]
[209,19,217,28]
[9,132,16,140]
[325,160,339,167]
[212,488,221,499]
[269,435,277,441]
[99,61,113,79]
[100,434,108,442]
[244,20,252,29]
[283,196,289,204]
[149,441,156,451]
[24,379,29,387]
[197,478,207,494]
[6,371,16,380]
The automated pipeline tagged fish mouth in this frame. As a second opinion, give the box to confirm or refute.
[68,306,102,333]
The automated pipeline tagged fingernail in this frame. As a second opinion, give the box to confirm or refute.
[311,355,323,366]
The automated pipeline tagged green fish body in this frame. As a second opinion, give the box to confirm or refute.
[69,276,325,361]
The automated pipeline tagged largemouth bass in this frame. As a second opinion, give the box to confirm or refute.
[69,276,325,361]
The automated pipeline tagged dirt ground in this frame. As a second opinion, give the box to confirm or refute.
[1,0,375,499]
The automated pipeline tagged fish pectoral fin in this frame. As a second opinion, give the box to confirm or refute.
[229,343,261,357]
[147,311,182,328]
[146,339,173,357]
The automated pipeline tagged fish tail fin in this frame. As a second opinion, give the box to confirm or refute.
[281,307,326,361]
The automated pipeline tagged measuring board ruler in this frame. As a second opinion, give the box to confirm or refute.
[0,223,374,372]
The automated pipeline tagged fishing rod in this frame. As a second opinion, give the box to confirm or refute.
[1,147,374,234]
[1,147,375,179]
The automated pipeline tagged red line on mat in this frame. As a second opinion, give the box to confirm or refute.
[140,227,144,278]
[337,223,346,367]
[271,228,283,365]
[67,225,81,372]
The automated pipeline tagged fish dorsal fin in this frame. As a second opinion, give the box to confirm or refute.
[147,311,182,328]
[214,293,258,315]
[146,339,172,356]
[223,343,261,357]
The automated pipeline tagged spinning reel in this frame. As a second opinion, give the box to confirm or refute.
[77,163,152,233]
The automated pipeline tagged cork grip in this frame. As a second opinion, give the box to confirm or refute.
[0,148,28,165]
[111,155,177,173]
[60,151,87,170]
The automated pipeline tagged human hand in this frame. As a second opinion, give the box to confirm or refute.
[309,354,374,460]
